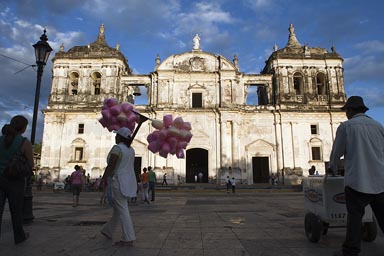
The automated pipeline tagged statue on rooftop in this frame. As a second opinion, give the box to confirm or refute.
[99,24,105,38]
[193,33,201,50]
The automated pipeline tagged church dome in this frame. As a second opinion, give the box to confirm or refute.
[156,34,237,73]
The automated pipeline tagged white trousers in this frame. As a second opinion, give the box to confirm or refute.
[101,180,136,242]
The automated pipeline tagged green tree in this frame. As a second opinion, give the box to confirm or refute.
[34,143,42,154]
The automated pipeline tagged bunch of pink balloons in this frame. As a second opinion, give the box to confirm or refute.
[147,114,193,158]
[98,98,139,132]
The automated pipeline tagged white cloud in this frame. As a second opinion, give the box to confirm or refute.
[0,7,10,17]
[176,2,235,29]
[83,0,109,13]
[244,0,274,10]
[168,1,236,51]
[14,19,31,28]
[0,6,87,142]
[84,0,180,22]
[354,40,384,54]
[346,83,384,107]
[193,2,234,23]
[344,53,384,83]
[52,31,84,50]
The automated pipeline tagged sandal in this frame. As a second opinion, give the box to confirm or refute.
[113,240,133,246]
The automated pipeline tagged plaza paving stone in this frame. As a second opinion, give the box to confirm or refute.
[0,187,383,256]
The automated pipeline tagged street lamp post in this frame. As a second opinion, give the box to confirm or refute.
[31,29,52,145]
[23,29,52,223]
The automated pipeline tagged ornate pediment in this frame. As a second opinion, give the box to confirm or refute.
[245,139,275,151]
[72,138,86,145]
[191,129,209,139]
[188,83,206,90]
[189,57,205,71]
[157,52,236,73]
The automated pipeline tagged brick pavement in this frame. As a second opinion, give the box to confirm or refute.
[0,188,383,256]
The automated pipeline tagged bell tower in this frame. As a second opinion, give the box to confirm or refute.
[262,23,346,109]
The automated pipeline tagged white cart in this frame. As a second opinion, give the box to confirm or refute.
[303,175,377,242]
[53,182,65,192]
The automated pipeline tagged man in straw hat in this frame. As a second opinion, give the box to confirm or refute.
[328,96,384,256]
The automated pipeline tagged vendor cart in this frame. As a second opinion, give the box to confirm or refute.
[53,182,65,192]
[303,175,377,243]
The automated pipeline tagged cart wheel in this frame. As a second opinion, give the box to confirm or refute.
[305,212,322,243]
[362,218,377,242]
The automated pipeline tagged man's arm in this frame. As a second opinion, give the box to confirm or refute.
[328,125,346,175]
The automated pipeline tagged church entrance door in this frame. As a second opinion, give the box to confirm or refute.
[186,148,208,183]
[252,157,269,183]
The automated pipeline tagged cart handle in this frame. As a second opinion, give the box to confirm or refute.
[324,168,338,184]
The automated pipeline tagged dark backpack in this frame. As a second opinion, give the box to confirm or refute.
[3,138,32,180]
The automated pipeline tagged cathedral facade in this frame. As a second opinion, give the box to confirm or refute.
[40,24,347,184]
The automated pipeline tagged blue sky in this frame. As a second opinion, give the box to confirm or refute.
[0,0,383,143]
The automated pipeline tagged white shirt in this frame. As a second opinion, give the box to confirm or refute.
[109,143,137,197]
[329,113,384,193]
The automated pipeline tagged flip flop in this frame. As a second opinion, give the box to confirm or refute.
[100,231,111,240]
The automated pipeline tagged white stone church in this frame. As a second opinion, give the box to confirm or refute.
[40,24,347,185]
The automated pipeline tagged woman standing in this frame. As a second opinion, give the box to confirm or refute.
[70,165,84,207]
[100,127,137,246]
[0,115,33,244]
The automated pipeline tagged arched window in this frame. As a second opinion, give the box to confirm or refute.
[71,138,86,162]
[316,73,327,95]
[69,72,79,95]
[91,72,101,95]
[293,72,304,95]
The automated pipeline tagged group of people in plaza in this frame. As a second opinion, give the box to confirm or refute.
[69,164,165,207]
[0,95,383,255]
[226,176,236,193]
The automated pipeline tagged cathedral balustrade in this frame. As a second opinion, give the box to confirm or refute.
[296,95,304,103]
[63,94,109,103]
[317,95,328,102]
